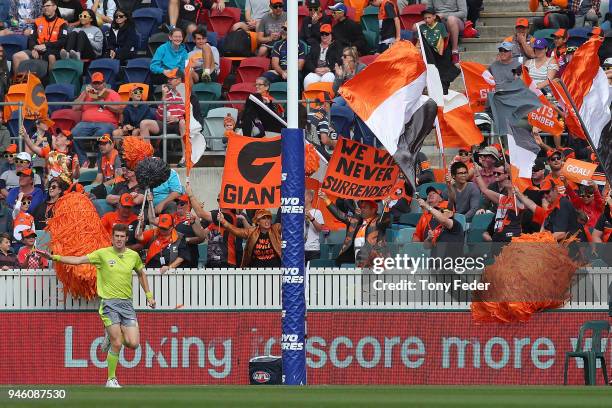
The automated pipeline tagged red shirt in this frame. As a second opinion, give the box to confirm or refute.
[81,89,122,125]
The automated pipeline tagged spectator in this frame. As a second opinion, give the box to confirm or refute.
[524,38,558,89]
[218,208,282,267]
[306,93,336,158]
[25,120,51,176]
[94,134,122,186]
[303,24,340,90]
[58,9,103,60]
[103,8,138,64]
[412,186,448,242]
[329,3,368,56]
[300,0,332,47]
[475,146,500,186]
[263,22,306,83]
[477,159,509,213]
[416,151,435,185]
[6,168,45,215]
[168,194,207,268]
[151,168,183,214]
[256,0,287,56]
[452,146,475,179]
[529,158,547,189]
[0,144,17,175]
[33,177,70,229]
[0,152,43,198]
[540,178,580,241]
[332,46,366,93]
[320,191,391,267]
[238,76,284,136]
[0,45,8,98]
[0,1,38,36]
[304,189,325,261]
[417,198,464,260]
[447,161,480,221]
[22,127,80,183]
[101,193,140,248]
[370,0,400,52]
[388,174,413,221]
[57,0,84,26]
[592,200,612,243]
[504,18,535,61]
[12,191,36,242]
[186,185,247,268]
[0,232,17,270]
[188,25,218,84]
[106,163,144,209]
[167,0,225,36]
[136,213,191,272]
[139,69,187,164]
[150,27,188,85]
[112,85,154,140]
[12,0,68,73]
[562,178,603,229]
[488,42,522,90]
[425,0,467,63]
[232,0,271,33]
[420,8,449,56]
[87,0,116,26]
[17,229,48,269]
[551,29,570,74]
[543,148,575,195]
[530,0,571,31]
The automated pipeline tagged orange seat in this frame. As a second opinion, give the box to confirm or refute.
[118,83,150,101]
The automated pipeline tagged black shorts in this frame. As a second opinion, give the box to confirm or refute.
[24,48,60,60]
[156,120,180,134]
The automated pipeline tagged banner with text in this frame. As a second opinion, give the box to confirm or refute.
[321,138,399,200]
[561,158,597,185]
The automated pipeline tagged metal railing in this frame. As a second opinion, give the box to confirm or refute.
[0,267,609,311]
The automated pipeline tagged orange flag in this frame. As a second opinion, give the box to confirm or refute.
[459,61,496,113]
[183,62,194,176]
[437,90,484,147]
[521,66,565,136]
[23,73,48,120]
[549,79,586,139]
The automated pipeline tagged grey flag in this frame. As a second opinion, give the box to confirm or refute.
[488,79,542,135]
[510,125,540,155]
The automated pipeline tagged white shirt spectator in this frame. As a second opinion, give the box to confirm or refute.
[304,208,324,251]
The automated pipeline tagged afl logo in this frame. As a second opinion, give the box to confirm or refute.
[252,371,270,383]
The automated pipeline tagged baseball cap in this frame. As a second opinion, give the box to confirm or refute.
[604,57,612,67]
[91,72,104,82]
[498,41,514,52]
[566,46,578,54]
[532,158,546,172]
[533,38,547,49]
[328,3,347,14]
[16,152,32,162]
[253,209,273,222]
[547,149,563,159]
[21,229,37,238]
[119,193,135,207]
[158,214,174,230]
[131,84,144,92]
[589,27,603,37]
[306,0,320,7]
[97,134,113,144]
[270,0,283,4]
[515,17,529,27]
[320,23,332,33]
[561,147,575,159]
[552,28,567,38]
[4,144,17,154]
[421,7,437,16]
[426,186,442,196]
[17,168,33,177]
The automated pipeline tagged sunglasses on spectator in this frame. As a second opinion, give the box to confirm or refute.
[49,185,59,190]
[132,89,143,95]
[92,81,103,85]
[22,200,31,205]
[493,171,506,176]
[320,32,331,36]
[79,13,91,18]
[3,153,14,159]
[115,14,126,18]
[255,82,267,86]
[580,193,594,197]
[342,54,352,58]
[455,171,468,175]
[458,151,471,156]
[14,159,30,165]
[549,156,562,162]
[309,7,319,11]
[271,4,283,8]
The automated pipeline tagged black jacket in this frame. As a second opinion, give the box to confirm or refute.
[304,41,342,75]
[104,23,138,63]
[331,17,368,56]
[299,14,332,48]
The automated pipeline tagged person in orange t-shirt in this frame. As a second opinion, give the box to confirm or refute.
[101,193,140,249]
[412,187,448,242]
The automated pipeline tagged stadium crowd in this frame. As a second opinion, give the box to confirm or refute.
[0,0,610,269]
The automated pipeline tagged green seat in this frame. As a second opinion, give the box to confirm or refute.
[198,243,208,267]
[417,182,447,198]
[309,259,335,267]
[470,213,494,230]
[49,59,84,95]
[564,320,610,385]
[326,230,346,244]
[78,170,98,186]
[533,28,556,40]
[453,213,467,231]
[193,82,222,116]
[398,213,422,226]
[35,230,51,251]
[362,28,378,53]
[360,6,380,33]
[93,199,114,216]
[400,242,429,258]
[340,263,356,268]
[396,227,415,243]
[269,81,287,102]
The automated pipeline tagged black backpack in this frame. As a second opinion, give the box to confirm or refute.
[222,29,252,57]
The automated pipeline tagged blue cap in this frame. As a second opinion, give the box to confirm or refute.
[328,2,348,14]
[498,41,514,51]
[533,38,547,49]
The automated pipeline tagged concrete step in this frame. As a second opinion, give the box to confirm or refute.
[483,0,538,12]
[478,12,543,26]
[459,50,498,64]
[474,25,516,38]
[461,37,505,52]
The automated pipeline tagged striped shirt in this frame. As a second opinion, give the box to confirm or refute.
[156,88,185,121]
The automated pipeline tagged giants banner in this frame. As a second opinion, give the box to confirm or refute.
[220,132,281,209]
[459,62,496,113]
[0,311,609,385]
[321,139,399,200]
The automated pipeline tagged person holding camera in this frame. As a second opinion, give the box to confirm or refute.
[488,42,523,91]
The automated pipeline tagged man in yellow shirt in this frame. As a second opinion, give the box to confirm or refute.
[39,224,156,388]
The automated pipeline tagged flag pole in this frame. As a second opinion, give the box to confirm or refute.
[556,79,612,187]
[496,132,519,216]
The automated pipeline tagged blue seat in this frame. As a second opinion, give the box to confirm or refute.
[147,32,168,56]
[568,27,591,47]
[93,199,114,216]
[133,8,163,49]
[45,84,75,113]
[152,0,170,19]
[87,58,121,86]
[330,105,355,138]
[396,227,416,243]
[78,170,98,185]
[453,213,467,231]
[124,57,152,84]
[0,34,28,60]
[326,230,346,244]
[7,111,35,140]
[398,213,422,226]
[49,59,84,94]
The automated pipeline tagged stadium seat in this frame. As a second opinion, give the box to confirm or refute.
[124,57,152,84]
[0,34,28,60]
[453,213,467,231]
[269,81,287,101]
[49,59,84,95]
[326,229,345,244]
[236,57,270,83]
[309,259,335,267]
[359,54,377,65]
[470,213,494,230]
[118,83,150,101]
[227,82,256,111]
[563,320,610,385]
[360,5,379,33]
[396,227,416,243]
[568,27,590,47]
[78,170,98,185]
[399,4,425,30]
[198,243,208,267]
[35,230,51,251]
[16,59,48,80]
[133,8,163,49]
[217,56,233,85]
[330,105,355,138]
[340,263,356,268]
[362,28,378,52]
[398,213,422,226]
[87,58,121,86]
[298,6,309,31]
[202,107,238,150]
[45,83,75,113]
[148,32,168,56]
[208,7,241,38]
[50,109,81,133]
[152,0,170,19]
[417,182,447,197]
[93,199,114,216]
[3,83,27,121]
[193,82,222,116]
[6,111,35,141]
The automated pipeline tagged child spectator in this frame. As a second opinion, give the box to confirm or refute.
[17,229,48,269]
[112,85,154,140]
[12,192,36,242]
[420,8,448,56]
[0,232,17,270]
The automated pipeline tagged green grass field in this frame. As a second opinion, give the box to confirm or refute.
[1,386,612,408]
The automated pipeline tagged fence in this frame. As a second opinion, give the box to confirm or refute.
[0,267,609,311]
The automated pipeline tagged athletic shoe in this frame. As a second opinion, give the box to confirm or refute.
[60,49,69,60]
[105,378,121,388]
[451,51,460,64]
[101,331,111,353]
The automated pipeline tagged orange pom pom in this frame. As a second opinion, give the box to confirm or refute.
[305,144,320,176]
[122,136,154,170]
